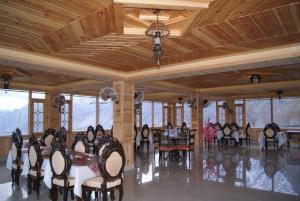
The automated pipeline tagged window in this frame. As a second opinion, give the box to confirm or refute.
[142,101,152,126]
[164,106,168,126]
[136,112,140,127]
[72,95,96,131]
[273,97,300,128]
[235,106,243,127]
[246,99,271,128]
[0,90,29,135]
[184,103,191,127]
[99,99,113,129]
[61,103,69,130]
[176,106,182,127]
[32,91,45,99]
[203,101,216,125]
[33,101,44,133]
[153,102,162,127]
[218,107,225,125]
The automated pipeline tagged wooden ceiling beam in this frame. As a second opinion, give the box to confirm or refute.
[138,81,196,95]
[10,82,54,92]
[114,0,214,10]
[127,43,300,82]
[0,46,124,81]
[53,80,102,92]
[124,27,181,36]
[196,80,300,96]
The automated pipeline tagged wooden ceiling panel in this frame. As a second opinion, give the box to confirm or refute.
[166,64,300,89]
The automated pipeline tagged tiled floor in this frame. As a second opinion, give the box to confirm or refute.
[1,145,300,201]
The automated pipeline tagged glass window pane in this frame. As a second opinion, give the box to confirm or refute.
[235,106,243,127]
[154,102,162,127]
[32,92,45,99]
[0,90,29,135]
[218,107,225,125]
[72,95,96,131]
[184,103,191,127]
[176,107,182,127]
[164,107,168,126]
[246,99,271,128]
[99,99,113,130]
[61,104,69,130]
[142,101,152,126]
[273,97,300,128]
[203,101,216,125]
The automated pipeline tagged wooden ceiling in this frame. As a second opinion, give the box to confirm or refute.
[167,64,300,88]
[0,0,300,99]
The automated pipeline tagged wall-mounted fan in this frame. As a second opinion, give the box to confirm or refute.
[187,96,196,109]
[100,87,118,103]
[134,91,144,104]
[202,99,209,108]
[53,95,66,112]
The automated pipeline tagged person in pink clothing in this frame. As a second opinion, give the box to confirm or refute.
[204,122,216,145]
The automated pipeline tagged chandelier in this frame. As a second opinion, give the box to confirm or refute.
[145,10,170,65]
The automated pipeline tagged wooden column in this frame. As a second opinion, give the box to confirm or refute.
[113,81,135,169]
[225,98,234,123]
[45,91,61,130]
[192,95,203,151]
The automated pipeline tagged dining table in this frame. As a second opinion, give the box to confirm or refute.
[286,130,300,147]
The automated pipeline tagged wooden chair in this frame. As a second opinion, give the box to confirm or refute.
[72,132,89,154]
[95,125,106,137]
[140,124,150,152]
[243,123,251,146]
[222,123,233,146]
[213,122,222,145]
[82,139,125,201]
[60,127,67,143]
[41,128,56,147]
[27,136,44,199]
[11,136,23,189]
[152,128,161,154]
[86,126,96,154]
[177,129,196,161]
[49,143,74,201]
[263,124,278,150]
[15,128,23,148]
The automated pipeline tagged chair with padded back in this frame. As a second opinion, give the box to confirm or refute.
[50,142,74,201]
[41,128,56,147]
[82,138,125,201]
[96,125,106,137]
[241,123,251,146]
[72,132,89,154]
[86,126,96,154]
[140,124,150,152]
[214,122,222,145]
[263,124,278,150]
[27,135,44,199]
[177,129,196,161]
[15,128,23,148]
[11,135,23,189]
[222,123,233,146]
[158,130,177,161]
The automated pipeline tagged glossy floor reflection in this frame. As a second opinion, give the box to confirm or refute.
[1,146,300,201]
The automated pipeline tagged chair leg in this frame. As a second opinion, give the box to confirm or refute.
[103,190,108,201]
[110,190,115,200]
[27,174,32,194]
[63,188,68,201]
[36,177,40,200]
[16,169,20,190]
[119,186,123,201]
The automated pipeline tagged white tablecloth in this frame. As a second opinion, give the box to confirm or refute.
[43,159,97,198]
[6,149,48,176]
[232,131,240,142]
[258,132,286,150]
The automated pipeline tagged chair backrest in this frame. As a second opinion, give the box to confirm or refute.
[28,136,43,171]
[41,128,56,147]
[72,132,89,153]
[222,123,233,137]
[152,129,161,144]
[110,126,113,137]
[15,128,23,148]
[60,127,67,142]
[263,124,277,139]
[166,122,173,129]
[271,122,280,132]
[134,126,138,141]
[214,122,222,131]
[86,126,96,143]
[95,124,106,137]
[141,124,149,139]
[230,122,239,131]
[99,140,125,183]
[50,144,71,179]
[188,129,196,146]
[11,140,21,164]
[245,123,251,137]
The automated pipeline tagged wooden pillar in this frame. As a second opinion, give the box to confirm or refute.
[192,95,203,151]
[225,98,234,123]
[113,80,135,169]
[45,91,61,130]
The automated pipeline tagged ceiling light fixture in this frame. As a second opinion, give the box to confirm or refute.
[250,74,261,84]
[145,9,170,66]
